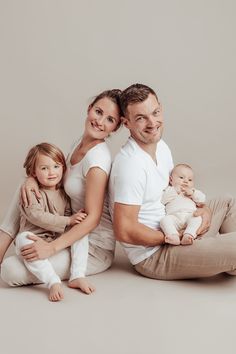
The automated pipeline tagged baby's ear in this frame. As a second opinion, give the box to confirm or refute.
[169,176,173,185]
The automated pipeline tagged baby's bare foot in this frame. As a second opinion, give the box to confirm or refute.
[165,234,180,245]
[49,283,64,302]
[68,278,96,295]
[181,234,194,245]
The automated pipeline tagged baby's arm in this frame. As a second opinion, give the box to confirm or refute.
[191,189,206,205]
[161,186,179,205]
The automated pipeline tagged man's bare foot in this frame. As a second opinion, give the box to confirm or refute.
[181,233,194,245]
[68,277,96,295]
[49,283,64,302]
[165,234,180,245]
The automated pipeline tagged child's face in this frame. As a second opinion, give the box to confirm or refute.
[170,166,194,189]
[34,154,63,190]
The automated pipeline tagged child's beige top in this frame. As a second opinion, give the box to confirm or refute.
[19,188,71,241]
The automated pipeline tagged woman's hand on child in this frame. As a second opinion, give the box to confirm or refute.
[20,177,41,207]
[20,234,54,261]
[69,209,87,226]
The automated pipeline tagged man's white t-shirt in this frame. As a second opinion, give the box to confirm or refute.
[109,137,174,265]
[64,140,115,251]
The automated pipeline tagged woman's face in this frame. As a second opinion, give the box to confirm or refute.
[85,97,121,140]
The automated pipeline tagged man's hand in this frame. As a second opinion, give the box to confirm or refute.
[20,177,41,207]
[194,205,211,236]
[20,235,54,261]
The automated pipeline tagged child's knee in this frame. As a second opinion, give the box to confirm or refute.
[15,232,34,254]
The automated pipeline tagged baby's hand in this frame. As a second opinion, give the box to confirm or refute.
[182,187,194,197]
[69,209,87,226]
[175,185,182,194]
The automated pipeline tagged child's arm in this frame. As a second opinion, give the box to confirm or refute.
[70,210,87,225]
[63,197,87,226]
[20,192,71,233]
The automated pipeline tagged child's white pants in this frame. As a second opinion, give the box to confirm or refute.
[15,232,61,288]
[70,235,89,281]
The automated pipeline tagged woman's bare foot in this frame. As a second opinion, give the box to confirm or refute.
[49,283,64,302]
[165,234,180,245]
[181,233,194,245]
[68,278,96,295]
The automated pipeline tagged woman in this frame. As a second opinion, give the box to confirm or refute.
[0,89,122,290]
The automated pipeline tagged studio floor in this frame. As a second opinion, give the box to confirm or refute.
[1,243,235,354]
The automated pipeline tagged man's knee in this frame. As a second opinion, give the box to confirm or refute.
[207,194,235,207]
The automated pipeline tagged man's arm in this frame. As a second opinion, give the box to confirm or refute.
[194,204,211,235]
[113,202,165,246]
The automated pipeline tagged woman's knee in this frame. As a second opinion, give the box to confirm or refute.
[1,256,22,286]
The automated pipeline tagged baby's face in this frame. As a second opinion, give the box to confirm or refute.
[170,166,194,189]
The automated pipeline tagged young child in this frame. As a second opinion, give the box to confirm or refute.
[160,163,206,246]
[15,142,87,301]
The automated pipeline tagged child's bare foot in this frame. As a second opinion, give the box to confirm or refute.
[165,234,180,245]
[49,283,64,302]
[181,233,194,245]
[68,278,96,295]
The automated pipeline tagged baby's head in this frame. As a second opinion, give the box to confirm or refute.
[23,142,67,190]
[170,164,195,189]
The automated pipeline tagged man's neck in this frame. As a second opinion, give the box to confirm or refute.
[132,138,157,163]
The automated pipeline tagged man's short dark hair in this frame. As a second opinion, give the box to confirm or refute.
[119,83,159,116]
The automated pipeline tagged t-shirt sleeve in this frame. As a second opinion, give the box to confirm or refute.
[114,158,146,205]
[82,144,112,177]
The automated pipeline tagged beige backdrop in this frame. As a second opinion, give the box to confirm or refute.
[0,0,236,220]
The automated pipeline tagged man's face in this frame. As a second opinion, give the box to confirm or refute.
[123,94,164,146]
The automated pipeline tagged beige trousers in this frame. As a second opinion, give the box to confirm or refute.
[135,196,236,280]
[1,243,114,286]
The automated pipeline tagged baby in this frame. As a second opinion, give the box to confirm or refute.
[160,164,206,246]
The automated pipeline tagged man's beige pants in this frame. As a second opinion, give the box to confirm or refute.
[135,196,236,279]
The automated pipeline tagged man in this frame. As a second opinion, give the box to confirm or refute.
[109,83,236,279]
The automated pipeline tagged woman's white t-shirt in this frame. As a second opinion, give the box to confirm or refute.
[64,140,115,251]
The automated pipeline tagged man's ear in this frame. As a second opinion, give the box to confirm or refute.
[122,116,129,128]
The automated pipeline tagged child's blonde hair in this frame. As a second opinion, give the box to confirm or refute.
[23,142,67,189]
